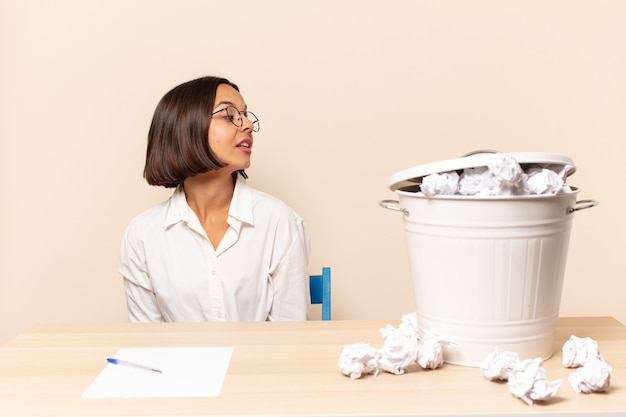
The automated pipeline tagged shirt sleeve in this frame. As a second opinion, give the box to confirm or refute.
[118,222,165,322]
[267,209,311,321]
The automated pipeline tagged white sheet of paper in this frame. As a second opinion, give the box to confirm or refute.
[82,346,233,398]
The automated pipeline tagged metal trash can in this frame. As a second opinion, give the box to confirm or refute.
[380,152,597,366]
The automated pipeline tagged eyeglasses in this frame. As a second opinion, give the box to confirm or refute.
[211,106,260,132]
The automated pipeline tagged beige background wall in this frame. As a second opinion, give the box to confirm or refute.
[1,0,625,344]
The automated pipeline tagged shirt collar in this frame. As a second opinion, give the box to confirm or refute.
[164,175,254,229]
[164,185,191,229]
[229,174,254,226]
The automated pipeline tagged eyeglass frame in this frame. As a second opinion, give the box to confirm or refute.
[211,106,260,132]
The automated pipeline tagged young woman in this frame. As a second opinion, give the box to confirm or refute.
[119,76,310,322]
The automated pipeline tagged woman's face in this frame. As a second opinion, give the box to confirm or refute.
[208,84,255,173]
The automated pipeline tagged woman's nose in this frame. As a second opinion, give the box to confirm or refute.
[240,115,254,131]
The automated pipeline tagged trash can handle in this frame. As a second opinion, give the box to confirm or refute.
[568,199,599,214]
[461,149,500,157]
[379,199,408,215]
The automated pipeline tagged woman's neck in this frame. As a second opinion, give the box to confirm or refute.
[183,170,236,221]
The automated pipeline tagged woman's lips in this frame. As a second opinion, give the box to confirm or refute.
[237,139,252,153]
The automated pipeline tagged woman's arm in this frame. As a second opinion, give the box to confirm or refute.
[267,210,311,321]
[118,224,165,322]
[122,275,165,322]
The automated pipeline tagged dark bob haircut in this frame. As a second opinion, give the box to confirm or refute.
[143,76,244,188]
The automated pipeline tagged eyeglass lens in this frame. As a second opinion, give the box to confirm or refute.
[225,106,259,132]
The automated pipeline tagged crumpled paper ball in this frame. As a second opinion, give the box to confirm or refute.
[507,358,562,405]
[421,153,572,197]
[458,166,495,195]
[447,154,527,196]
[525,168,564,195]
[568,356,612,394]
[378,324,419,375]
[562,335,612,394]
[416,330,456,370]
[480,348,520,381]
[337,314,456,380]
[399,312,419,340]
[337,342,379,379]
[562,335,603,368]
[487,153,527,195]
[421,171,459,196]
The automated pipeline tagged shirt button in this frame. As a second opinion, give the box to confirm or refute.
[216,312,222,319]
[211,270,217,276]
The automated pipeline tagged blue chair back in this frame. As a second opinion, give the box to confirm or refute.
[309,267,331,320]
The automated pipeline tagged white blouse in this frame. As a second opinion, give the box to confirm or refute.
[119,175,310,322]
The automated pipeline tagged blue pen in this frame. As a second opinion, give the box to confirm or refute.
[106,357,163,373]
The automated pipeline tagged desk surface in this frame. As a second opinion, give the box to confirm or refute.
[0,317,624,417]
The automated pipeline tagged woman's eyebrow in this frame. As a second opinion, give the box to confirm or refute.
[214,100,247,110]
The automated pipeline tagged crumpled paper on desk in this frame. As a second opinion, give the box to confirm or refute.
[379,313,448,375]
[337,342,379,379]
[507,358,562,405]
[568,356,612,393]
[378,324,419,375]
[480,348,520,381]
[562,335,603,368]
[377,313,421,375]
[338,313,457,378]
[378,324,455,373]
[399,312,419,337]
[562,335,612,393]
[416,330,456,370]
[422,153,573,197]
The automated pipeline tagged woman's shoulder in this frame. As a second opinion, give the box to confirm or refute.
[249,187,299,216]
[123,198,171,237]
[247,186,309,255]
[251,187,288,206]
[249,188,307,236]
